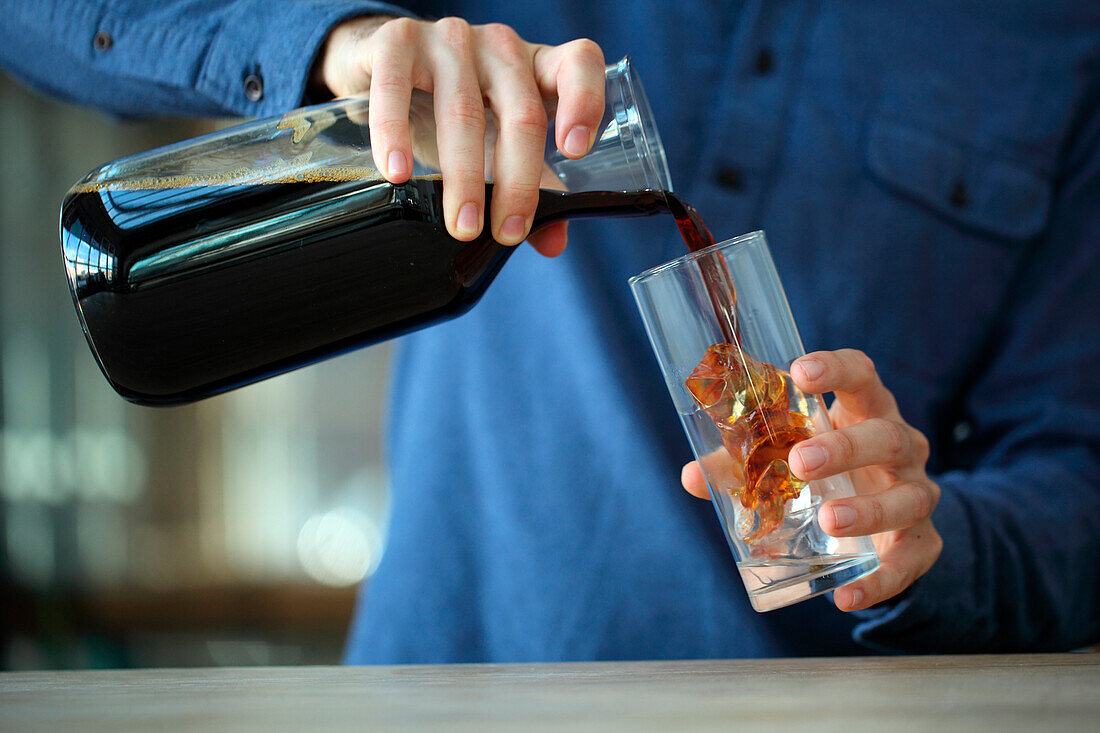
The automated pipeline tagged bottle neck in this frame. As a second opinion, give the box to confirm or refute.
[532,188,669,229]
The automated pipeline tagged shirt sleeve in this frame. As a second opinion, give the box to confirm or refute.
[851,64,1100,653]
[0,0,415,118]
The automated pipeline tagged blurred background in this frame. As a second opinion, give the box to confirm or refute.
[0,75,392,670]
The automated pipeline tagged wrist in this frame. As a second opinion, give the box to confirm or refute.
[310,15,396,100]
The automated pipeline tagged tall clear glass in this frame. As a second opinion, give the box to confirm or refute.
[630,231,879,611]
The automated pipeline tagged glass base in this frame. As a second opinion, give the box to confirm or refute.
[738,553,880,612]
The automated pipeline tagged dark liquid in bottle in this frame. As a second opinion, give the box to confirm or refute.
[61,176,671,405]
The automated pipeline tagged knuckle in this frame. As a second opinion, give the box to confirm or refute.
[434,16,470,34]
[496,181,540,209]
[930,529,944,561]
[877,418,907,459]
[572,87,606,117]
[855,353,878,389]
[836,348,875,390]
[910,427,931,464]
[480,22,522,48]
[482,26,530,68]
[504,99,549,134]
[379,17,419,46]
[852,349,876,375]
[831,429,858,465]
[448,165,486,186]
[910,482,936,522]
[370,75,412,98]
[370,116,407,138]
[446,95,487,129]
[567,38,605,67]
[878,563,906,600]
[434,16,472,49]
[867,496,887,529]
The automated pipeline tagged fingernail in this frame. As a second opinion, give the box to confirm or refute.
[831,504,857,530]
[387,150,408,177]
[564,126,590,157]
[845,588,864,609]
[797,358,824,381]
[501,215,526,242]
[796,445,826,471]
[456,203,480,236]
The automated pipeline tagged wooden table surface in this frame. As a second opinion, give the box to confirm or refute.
[1,654,1096,732]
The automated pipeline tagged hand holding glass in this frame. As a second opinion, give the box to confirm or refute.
[630,231,879,611]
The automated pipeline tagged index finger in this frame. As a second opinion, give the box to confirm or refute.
[791,349,900,421]
[367,38,416,182]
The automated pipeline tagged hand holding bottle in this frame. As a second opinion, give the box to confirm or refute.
[314,15,608,255]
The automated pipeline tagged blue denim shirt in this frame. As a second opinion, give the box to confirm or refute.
[6,0,1099,660]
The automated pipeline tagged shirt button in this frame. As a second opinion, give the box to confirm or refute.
[949,181,970,208]
[244,73,264,102]
[93,31,113,51]
[753,48,774,75]
[714,165,745,192]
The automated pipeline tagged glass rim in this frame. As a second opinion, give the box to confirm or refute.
[627,229,765,287]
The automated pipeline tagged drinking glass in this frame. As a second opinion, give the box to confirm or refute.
[630,231,879,611]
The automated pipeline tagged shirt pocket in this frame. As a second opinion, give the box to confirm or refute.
[842,117,1054,396]
[865,118,1052,242]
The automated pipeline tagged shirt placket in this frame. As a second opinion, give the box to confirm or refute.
[689,1,816,237]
